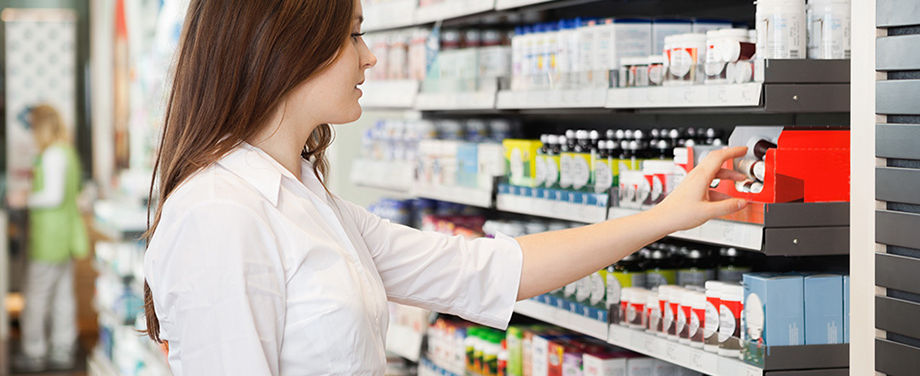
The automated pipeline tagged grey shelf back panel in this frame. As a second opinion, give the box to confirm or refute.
[762,226,849,256]
[876,210,920,250]
[876,339,920,376]
[876,167,920,204]
[877,34,920,71]
[878,0,920,27]
[763,84,850,113]
[877,124,920,160]
[877,80,920,115]
[762,59,850,83]
[762,344,849,371]
[763,202,849,228]
[876,296,920,339]
[876,253,920,295]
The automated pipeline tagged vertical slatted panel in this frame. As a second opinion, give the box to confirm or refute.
[876,3,920,373]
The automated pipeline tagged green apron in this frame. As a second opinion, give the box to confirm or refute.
[28,144,89,263]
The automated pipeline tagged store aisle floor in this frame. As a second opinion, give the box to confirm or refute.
[5,338,88,376]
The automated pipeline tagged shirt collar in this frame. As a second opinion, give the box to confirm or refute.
[216,142,298,206]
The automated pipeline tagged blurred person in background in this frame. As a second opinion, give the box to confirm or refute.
[8,104,89,372]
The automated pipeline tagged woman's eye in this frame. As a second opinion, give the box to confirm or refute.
[351,32,366,41]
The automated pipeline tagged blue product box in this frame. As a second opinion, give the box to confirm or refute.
[805,274,844,345]
[742,273,805,367]
[499,184,510,194]
[586,193,598,206]
[572,192,585,204]
[513,185,523,196]
[555,297,568,310]
[456,143,479,188]
[522,186,533,197]
[536,187,546,199]
[843,275,850,343]
[580,303,593,317]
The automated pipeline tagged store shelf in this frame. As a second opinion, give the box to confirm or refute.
[609,202,849,255]
[606,83,763,109]
[496,190,608,223]
[350,159,415,192]
[359,80,419,109]
[513,300,608,341]
[415,90,497,111]
[420,358,462,376]
[495,88,608,109]
[363,0,418,32]
[607,324,763,376]
[413,0,496,24]
[495,0,556,10]
[411,183,493,208]
[386,324,424,362]
[93,200,147,241]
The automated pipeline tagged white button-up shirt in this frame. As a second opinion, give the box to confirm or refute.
[144,143,523,375]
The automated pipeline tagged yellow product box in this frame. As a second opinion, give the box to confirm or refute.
[503,139,543,187]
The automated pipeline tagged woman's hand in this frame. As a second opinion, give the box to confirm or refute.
[652,146,750,232]
[7,189,28,209]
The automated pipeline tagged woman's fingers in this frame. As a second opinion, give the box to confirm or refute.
[715,168,747,182]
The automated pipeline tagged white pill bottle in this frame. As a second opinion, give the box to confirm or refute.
[806,0,851,59]
[755,0,807,59]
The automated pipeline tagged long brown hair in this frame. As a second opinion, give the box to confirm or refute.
[143,0,355,343]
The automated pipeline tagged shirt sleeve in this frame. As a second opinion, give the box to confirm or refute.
[340,200,523,329]
[146,201,286,376]
[28,147,66,208]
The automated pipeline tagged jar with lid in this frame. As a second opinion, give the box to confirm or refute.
[664,33,708,85]
[756,0,807,59]
[619,57,650,87]
[647,55,666,86]
[806,0,851,59]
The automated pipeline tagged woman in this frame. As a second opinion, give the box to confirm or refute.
[143,1,749,374]
[12,104,88,372]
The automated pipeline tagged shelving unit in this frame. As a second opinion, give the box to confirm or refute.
[415,90,498,111]
[355,0,854,373]
[495,88,609,110]
[350,159,416,192]
[359,80,420,110]
[610,202,849,255]
[411,183,494,209]
[607,323,762,376]
[495,190,608,223]
[514,300,608,341]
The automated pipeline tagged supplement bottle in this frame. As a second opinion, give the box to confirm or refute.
[677,248,717,287]
[544,135,561,188]
[606,252,647,322]
[646,248,678,288]
[594,140,614,194]
[559,131,576,189]
[756,0,807,59]
[718,283,745,358]
[717,247,751,283]
[535,134,550,187]
[703,281,724,352]
[571,130,594,191]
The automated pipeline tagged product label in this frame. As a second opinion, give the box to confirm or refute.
[757,12,806,59]
[571,154,591,190]
[663,302,675,335]
[744,293,765,341]
[564,281,578,298]
[718,301,742,343]
[807,6,851,59]
[559,154,574,188]
[690,308,704,342]
[594,161,613,193]
[629,302,645,327]
[510,148,525,181]
[576,276,592,302]
[589,272,606,306]
[535,155,547,186]
[648,304,662,332]
[668,48,696,78]
[704,299,720,338]
[545,155,560,187]
[648,64,664,86]
[676,306,688,338]
[608,271,646,308]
